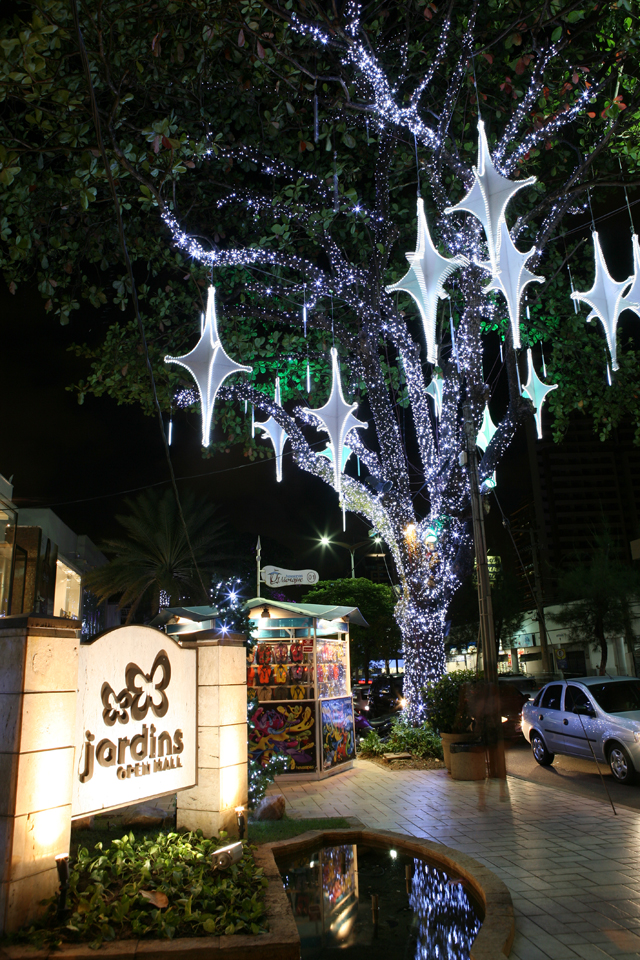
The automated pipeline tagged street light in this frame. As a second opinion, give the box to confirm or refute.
[318,537,377,579]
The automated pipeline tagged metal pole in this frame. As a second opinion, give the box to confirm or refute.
[350,548,355,579]
[463,401,506,779]
[256,536,261,598]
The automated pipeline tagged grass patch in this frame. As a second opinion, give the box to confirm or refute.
[3,829,267,950]
[248,815,354,844]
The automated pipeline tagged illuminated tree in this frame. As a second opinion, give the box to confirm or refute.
[2,0,639,717]
[159,2,639,717]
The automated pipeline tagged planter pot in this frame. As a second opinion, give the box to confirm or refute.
[440,732,472,772]
[450,742,486,781]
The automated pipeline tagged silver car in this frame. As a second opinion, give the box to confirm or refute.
[521,676,640,785]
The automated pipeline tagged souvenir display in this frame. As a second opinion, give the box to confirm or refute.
[248,604,355,778]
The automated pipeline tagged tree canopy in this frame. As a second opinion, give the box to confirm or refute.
[1,0,639,443]
[302,577,401,676]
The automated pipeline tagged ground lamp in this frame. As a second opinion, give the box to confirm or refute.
[55,854,70,919]
[235,805,246,841]
[211,841,243,871]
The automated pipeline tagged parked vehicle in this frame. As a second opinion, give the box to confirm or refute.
[498,681,530,740]
[521,676,640,785]
[368,674,404,717]
[352,685,371,712]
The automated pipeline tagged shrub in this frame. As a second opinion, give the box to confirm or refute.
[423,670,479,734]
[358,728,386,757]
[3,830,268,949]
[358,717,442,760]
[248,754,289,809]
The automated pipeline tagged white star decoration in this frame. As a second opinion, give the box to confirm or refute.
[523,350,557,439]
[319,442,353,471]
[445,120,536,273]
[387,198,468,364]
[426,374,443,419]
[303,347,367,495]
[619,233,640,321]
[571,232,634,372]
[255,378,288,482]
[165,286,252,446]
[482,221,544,349]
[476,404,498,454]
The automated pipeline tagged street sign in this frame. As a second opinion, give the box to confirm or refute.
[260,565,319,587]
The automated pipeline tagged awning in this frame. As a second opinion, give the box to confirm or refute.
[244,598,369,627]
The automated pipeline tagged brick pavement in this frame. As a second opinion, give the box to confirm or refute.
[273,759,640,960]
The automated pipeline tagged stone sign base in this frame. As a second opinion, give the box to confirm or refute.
[0,616,81,934]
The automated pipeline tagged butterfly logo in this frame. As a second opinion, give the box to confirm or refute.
[101,650,171,726]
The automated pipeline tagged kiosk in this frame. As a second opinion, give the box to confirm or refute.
[246,600,367,779]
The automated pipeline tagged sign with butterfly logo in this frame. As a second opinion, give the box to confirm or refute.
[72,625,197,817]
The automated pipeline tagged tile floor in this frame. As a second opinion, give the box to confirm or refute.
[273,760,640,960]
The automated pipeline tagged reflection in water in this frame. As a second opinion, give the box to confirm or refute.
[277,843,482,960]
[409,859,481,959]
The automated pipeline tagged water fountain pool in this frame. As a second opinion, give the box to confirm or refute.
[275,840,483,960]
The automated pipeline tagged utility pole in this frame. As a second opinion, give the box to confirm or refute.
[462,401,506,779]
[256,536,261,598]
[529,529,551,675]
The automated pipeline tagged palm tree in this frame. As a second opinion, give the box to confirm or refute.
[85,488,228,622]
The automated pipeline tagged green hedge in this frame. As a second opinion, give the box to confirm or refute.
[3,830,267,950]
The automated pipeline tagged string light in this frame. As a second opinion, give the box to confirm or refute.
[157,7,623,719]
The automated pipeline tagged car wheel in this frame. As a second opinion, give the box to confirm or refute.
[530,731,554,766]
[607,744,636,785]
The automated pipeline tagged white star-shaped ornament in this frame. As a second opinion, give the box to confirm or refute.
[255,378,288,483]
[165,286,252,446]
[571,232,632,372]
[386,198,468,364]
[445,120,536,273]
[303,347,367,495]
[481,221,544,349]
[619,233,640,321]
[476,405,498,454]
[426,374,443,419]
[318,443,353,471]
[523,350,557,439]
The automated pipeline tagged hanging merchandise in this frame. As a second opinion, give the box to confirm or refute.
[164,286,252,447]
[426,373,443,419]
[480,220,544,349]
[475,404,498,454]
[255,378,289,482]
[570,232,635,372]
[522,349,558,439]
[387,198,468,364]
[445,119,536,274]
[303,347,367,496]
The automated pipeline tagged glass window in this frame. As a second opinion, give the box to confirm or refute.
[540,684,563,710]
[564,685,592,712]
[588,680,640,714]
[54,560,81,619]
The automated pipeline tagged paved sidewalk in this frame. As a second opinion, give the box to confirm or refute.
[273,760,640,960]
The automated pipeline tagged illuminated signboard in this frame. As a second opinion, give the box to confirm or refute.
[72,625,196,818]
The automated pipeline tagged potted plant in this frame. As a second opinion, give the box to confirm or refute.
[424,670,479,772]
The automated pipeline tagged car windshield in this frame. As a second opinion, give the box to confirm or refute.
[587,680,640,713]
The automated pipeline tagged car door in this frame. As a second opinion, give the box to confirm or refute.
[557,684,593,757]
[535,683,565,752]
